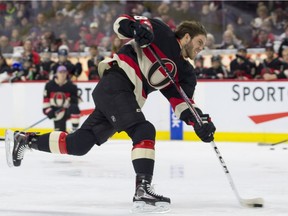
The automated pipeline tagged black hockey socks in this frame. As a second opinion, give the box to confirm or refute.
[131,140,155,175]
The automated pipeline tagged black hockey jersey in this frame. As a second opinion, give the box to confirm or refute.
[98,15,198,120]
[43,78,79,120]
[257,58,285,77]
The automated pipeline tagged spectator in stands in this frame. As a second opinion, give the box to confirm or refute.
[26,27,41,50]
[202,55,228,79]
[92,1,109,21]
[61,1,76,18]
[87,45,103,80]
[111,36,124,57]
[34,12,51,35]
[35,0,51,16]
[270,7,287,36]
[19,16,33,39]
[37,31,54,53]
[0,35,13,53]
[157,3,176,31]
[98,36,112,53]
[51,45,82,79]
[102,11,115,37]
[22,39,40,65]
[173,1,195,24]
[10,28,23,47]
[217,29,242,49]
[67,13,86,43]
[22,54,39,80]
[9,52,25,82]
[204,33,216,50]
[15,2,30,25]
[73,27,89,52]
[37,51,55,80]
[200,2,221,42]
[251,5,271,31]
[2,16,15,37]
[58,31,73,51]
[86,22,105,46]
[277,24,288,58]
[233,15,253,48]
[252,28,274,48]
[263,47,288,80]
[256,43,284,79]
[229,47,256,79]
[0,54,11,75]
[42,0,61,18]
[4,2,17,19]
[53,11,69,38]
[193,55,206,79]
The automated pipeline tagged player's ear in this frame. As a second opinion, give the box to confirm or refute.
[184,33,191,45]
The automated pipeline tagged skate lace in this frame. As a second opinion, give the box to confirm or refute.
[16,145,29,160]
[146,184,163,198]
[15,134,30,160]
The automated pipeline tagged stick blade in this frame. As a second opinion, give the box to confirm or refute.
[240,197,264,208]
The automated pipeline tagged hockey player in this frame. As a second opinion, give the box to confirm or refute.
[201,55,228,79]
[10,14,215,212]
[43,65,81,132]
[263,47,288,80]
[256,43,285,79]
[229,48,256,80]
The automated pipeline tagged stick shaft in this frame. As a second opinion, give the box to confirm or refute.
[258,139,288,146]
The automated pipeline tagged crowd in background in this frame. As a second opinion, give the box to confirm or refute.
[1,0,288,82]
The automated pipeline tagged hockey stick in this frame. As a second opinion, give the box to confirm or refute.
[147,46,264,208]
[0,116,48,141]
[0,108,64,141]
[258,139,288,146]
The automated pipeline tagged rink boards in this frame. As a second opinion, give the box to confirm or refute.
[0,80,287,143]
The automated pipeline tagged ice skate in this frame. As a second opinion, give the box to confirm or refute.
[5,129,38,167]
[131,175,171,213]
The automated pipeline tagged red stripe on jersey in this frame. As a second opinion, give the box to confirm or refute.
[50,92,71,99]
[170,97,184,110]
[118,53,147,99]
[43,98,50,102]
[170,97,194,110]
[58,132,68,154]
[132,140,155,150]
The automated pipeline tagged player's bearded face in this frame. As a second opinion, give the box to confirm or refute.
[183,35,206,60]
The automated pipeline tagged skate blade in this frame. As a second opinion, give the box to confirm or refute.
[5,129,15,167]
[131,201,170,213]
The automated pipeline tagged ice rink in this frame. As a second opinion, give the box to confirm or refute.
[0,139,287,216]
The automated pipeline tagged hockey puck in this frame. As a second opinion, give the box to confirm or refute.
[270,147,275,150]
[253,204,263,208]
[283,147,287,150]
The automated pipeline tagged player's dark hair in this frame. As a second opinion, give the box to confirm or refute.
[90,45,98,50]
[175,21,207,39]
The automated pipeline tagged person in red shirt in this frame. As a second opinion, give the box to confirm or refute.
[85,22,105,46]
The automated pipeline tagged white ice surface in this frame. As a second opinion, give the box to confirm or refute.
[0,140,287,216]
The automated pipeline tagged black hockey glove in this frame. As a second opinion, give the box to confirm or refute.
[132,21,154,48]
[194,114,216,143]
[181,108,216,143]
[46,109,56,119]
[45,106,61,119]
